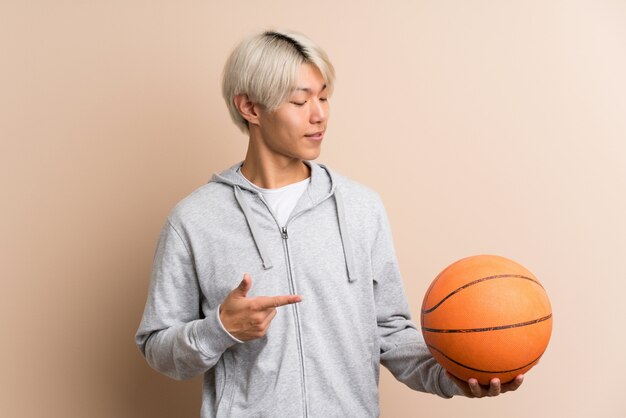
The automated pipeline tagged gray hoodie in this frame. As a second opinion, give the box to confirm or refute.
[135,162,458,418]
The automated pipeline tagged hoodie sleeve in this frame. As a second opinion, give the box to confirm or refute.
[371,197,461,398]
[135,219,241,381]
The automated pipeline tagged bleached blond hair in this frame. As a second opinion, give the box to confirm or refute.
[222,30,335,133]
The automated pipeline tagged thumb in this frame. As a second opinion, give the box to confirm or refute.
[233,273,252,297]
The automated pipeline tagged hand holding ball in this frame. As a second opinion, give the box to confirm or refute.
[421,255,552,385]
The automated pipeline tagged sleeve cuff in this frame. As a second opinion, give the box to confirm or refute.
[438,367,463,398]
[194,305,243,357]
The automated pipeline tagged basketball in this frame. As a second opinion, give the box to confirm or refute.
[420,255,552,385]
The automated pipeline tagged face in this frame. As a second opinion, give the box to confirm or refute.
[253,63,330,162]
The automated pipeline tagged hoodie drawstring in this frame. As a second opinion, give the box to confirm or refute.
[233,185,274,270]
[233,182,355,282]
[334,188,357,282]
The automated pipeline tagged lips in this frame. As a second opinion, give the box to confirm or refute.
[305,131,325,140]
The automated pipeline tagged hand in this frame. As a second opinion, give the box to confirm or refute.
[219,274,302,341]
[447,372,524,398]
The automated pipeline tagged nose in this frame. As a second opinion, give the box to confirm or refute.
[310,98,327,124]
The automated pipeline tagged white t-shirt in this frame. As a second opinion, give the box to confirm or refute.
[237,169,310,227]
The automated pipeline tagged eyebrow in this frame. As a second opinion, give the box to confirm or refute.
[294,84,327,93]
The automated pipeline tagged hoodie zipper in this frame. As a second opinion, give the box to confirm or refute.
[281,225,309,418]
[252,190,336,418]
[254,192,308,418]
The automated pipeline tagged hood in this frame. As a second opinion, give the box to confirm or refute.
[209,161,357,282]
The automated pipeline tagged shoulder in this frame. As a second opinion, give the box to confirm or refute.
[167,181,233,228]
[321,164,391,246]
[323,164,385,212]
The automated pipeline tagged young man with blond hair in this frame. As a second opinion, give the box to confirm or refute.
[136,30,523,417]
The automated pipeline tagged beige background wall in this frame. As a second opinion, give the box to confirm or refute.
[2,1,625,417]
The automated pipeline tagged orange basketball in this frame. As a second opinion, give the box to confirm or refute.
[420,255,552,385]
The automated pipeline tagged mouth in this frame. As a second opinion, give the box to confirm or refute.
[304,131,325,141]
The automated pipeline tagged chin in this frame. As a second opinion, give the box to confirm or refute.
[303,150,322,161]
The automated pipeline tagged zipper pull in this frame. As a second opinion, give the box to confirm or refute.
[281,226,288,239]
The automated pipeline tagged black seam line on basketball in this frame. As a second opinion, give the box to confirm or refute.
[421,274,542,314]
[423,271,444,309]
[427,344,544,374]
[422,313,552,333]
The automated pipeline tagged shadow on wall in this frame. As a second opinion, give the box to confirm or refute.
[121,350,202,417]
[40,226,205,417]
[101,180,233,416]
[96,230,203,418]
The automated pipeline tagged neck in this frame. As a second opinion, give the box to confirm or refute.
[241,137,310,189]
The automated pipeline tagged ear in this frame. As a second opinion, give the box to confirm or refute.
[233,94,261,127]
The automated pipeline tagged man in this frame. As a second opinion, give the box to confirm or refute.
[135,30,523,417]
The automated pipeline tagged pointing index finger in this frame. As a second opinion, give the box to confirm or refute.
[257,295,302,309]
